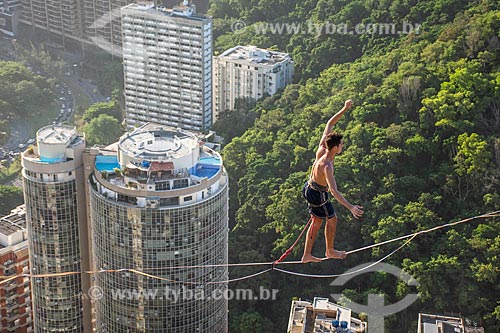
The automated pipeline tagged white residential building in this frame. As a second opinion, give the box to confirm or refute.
[122,1,213,132]
[213,45,293,119]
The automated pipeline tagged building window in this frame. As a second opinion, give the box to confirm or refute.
[173,179,189,189]
[160,197,179,206]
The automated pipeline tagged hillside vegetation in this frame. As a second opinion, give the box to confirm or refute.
[210,0,500,331]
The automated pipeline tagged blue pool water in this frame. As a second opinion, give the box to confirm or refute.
[190,164,220,178]
[199,156,222,165]
[40,156,64,163]
[95,155,120,172]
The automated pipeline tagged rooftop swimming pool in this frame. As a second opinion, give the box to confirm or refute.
[95,155,120,172]
[190,164,220,179]
[199,156,222,165]
[95,155,221,178]
[39,156,64,164]
[191,155,222,178]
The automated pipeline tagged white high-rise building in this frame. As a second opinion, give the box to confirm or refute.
[85,123,228,332]
[213,45,294,119]
[122,1,213,132]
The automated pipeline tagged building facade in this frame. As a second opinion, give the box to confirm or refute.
[0,205,32,333]
[21,125,91,333]
[21,0,83,42]
[122,1,213,132]
[213,45,293,119]
[83,0,135,56]
[85,123,228,332]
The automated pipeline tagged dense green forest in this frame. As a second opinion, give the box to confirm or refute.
[209,0,500,331]
[0,61,55,145]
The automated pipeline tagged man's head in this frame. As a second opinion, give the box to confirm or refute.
[325,132,343,153]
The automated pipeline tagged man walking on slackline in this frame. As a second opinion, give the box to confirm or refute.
[301,99,364,263]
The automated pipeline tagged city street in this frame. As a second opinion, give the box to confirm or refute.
[1,37,106,187]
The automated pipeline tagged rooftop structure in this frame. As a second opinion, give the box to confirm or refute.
[0,0,22,36]
[0,205,33,332]
[288,297,367,333]
[122,1,213,132]
[85,123,229,332]
[213,45,293,118]
[0,205,26,248]
[219,45,292,64]
[418,313,485,333]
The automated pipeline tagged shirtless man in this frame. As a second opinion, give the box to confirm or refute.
[301,99,364,263]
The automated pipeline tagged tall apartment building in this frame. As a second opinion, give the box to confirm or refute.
[213,45,294,119]
[21,0,83,41]
[83,0,135,55]
[84,123,228,332]
[0,205,32,333]
[21,125,91,333]
[122,1,213,132]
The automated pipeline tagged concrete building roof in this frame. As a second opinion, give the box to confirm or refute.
[0,205,26,248]
[288,297,367,333]
[418,313,485,333]
[123,1,209,21]
[118,123,198,162]
[219,45,291,66]
[37,125,77,145]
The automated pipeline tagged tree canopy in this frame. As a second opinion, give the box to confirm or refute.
[83,114,122,146]
[0,61,54,120]
[210,0,500,331]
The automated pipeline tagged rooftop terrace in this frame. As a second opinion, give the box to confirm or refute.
[0,205,26,249]
[219,45,291,65]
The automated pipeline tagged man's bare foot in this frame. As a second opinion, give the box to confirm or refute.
[301,254,322,263]
[325,249,347,260]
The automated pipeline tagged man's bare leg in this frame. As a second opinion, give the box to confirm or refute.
[302,216,323,263]
[324,215,347,259]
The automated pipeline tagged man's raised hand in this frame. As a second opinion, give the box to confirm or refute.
[344,99,353,110]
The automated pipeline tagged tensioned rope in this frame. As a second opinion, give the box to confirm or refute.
[0,210,498,286]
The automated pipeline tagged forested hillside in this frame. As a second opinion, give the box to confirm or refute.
[209,0,500,331]
[0,61,55,145]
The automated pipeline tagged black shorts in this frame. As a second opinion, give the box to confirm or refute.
[302,181,335,219]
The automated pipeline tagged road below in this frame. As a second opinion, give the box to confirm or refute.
[4,118,31,152]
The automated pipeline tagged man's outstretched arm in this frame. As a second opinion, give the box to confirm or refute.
[322,99,353,138]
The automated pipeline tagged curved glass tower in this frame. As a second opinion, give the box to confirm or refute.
[87,124,228,332]
[21,125,88,332]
